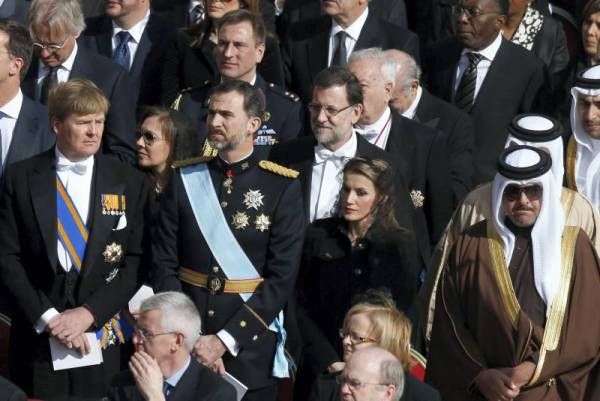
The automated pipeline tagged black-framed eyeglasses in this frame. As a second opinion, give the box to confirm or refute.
[307,103,356,118]
[136,129,163,146]
[338,329,377,345]
[133,326,182,342]
[32,37,69,52]
[503,184,543,201]
[335,375,389,390]
[452,5,500,19]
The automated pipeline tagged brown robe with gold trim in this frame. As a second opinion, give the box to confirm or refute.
[426,220,600,401]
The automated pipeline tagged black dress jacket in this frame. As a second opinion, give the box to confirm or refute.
[152,153,304,389]
[80,12,178,107]
[22,47,138,165]
[108,358,236,401]
[425,37,545,183]
[282,12,420,104]
[0,150,149,396]
[414,87,474,204]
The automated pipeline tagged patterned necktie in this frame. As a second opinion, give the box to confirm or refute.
[454,52,483,112]
[163,382,174,398]
[190,4,205,25]
[40,66,58,105]
[331,31,348,67]
[113,31,132,70]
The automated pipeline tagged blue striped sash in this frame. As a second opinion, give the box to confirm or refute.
[56,176,88,272]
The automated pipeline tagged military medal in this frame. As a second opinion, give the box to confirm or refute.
[105,268,119,283]
[103,242,124,264]
[255,214,271,232]
[223,170,233,194]
[231,211,250,230]
[243,189,264,210]
[102,194,126,215]
[410,190,425,208]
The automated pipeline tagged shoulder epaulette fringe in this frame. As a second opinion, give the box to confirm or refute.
[259,160,299,178]
[171,155,213,169]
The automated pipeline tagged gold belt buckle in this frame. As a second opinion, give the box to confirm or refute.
[207,275,224,295]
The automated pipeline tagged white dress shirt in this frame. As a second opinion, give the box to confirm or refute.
[112,9,150,70]
[328,8,369,66]
[402,85,423,120]
[355,107,393,150]
[0,89,23,170]
[310,133,358,222]
[453,32,503,100]
[36,42,78,100]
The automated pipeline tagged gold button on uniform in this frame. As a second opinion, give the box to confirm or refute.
[240,320,247,328]
[207,310,215,317]
[212,266,219,273]
[220,201,227,208]
[252,335,258,341]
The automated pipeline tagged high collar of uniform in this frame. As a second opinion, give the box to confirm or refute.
[508,113,561,142]
[497,145,551,180]
[575,65,600,89]
[212,151,257,175]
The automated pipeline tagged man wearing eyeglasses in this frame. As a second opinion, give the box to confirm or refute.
[339,346,404,401]
[426,145,600,401]
[108,292,235,401]
[21,0,138,165]
[424,0,544,185]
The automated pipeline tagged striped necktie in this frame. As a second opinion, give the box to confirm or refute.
[454,52,483,112]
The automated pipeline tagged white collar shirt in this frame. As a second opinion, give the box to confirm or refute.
[453,32,503,100]
[355,106,393,150]
[0,89,23,170]
[328,7,369,66]
[402,85,423,120]
[36,42,78,99]
[111,9,150,69]
[310,132,358,222]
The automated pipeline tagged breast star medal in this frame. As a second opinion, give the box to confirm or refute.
[410,190,425,208]
[243,189,264,210]
[103,242,124,264]
[223,170,234,194]
[231,211,250,230]
[255,214,271,232]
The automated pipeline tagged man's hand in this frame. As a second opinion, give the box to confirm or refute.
[209,358,226,375]
[129,351,165,401]
[47,307,95,342]
[474,369,520,401]
[500,361,536,388]
[192,335,227,366]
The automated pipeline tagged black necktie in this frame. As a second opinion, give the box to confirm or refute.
[454,52,483,112]
[40,66,58,105]
[113,31,132,70]
[331,31,348,67]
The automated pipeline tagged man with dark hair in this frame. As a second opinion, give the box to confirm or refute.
[424,0,544,184]
[152,80,304,401]
[172,9,303,160]
[0,79,149,400]
[80,0,178,106]
[282,0,419,104]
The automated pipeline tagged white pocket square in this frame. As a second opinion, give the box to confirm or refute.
[113,214,127,231]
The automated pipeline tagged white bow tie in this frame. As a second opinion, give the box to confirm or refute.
[355,128,378,141]
[57,159,89,175]
[314,146,349,167]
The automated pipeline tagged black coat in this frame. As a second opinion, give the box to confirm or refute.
[80,12,179,107]
[152,154,305,389]
[174,75,304,160]
[161,28,285,105]
[0,150,149,397]
[108,358,236,401]
[0,376,26,401]
[425,37,545,183]
[282,12,420,104]
[21,46,138,165]
[414,87,474,204]
[0,0,28,24]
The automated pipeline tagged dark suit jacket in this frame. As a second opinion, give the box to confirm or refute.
[0,376,26,401]
[108,358,236,401]
[414,87,474,204]
[81,12,178,107]
[425,37,545,183]
[282,12,420,104]
[385,111,453,246]
[21,46,137,165]
[0,0,29,23]
[0,150,149,395]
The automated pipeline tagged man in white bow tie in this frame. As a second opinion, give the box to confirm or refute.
[0,78,150,400]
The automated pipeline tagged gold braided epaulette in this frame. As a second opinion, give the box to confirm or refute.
[171,155,214,169]
[170,80,211,110]
[259,160,299,178]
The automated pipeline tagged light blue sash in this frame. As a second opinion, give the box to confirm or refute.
[180,163,289,378]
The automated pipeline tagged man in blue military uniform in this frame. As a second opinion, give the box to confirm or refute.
[152,80,304,401]
[172,9,304,159]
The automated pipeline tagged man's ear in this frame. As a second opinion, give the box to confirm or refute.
[51,117,60,135]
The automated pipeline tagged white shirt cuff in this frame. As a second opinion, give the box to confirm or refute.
[35,308,59,334]
[217,330,240,356]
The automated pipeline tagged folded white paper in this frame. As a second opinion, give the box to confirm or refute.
[50,333,103,371]
[128,285,155,312]
[223,372,248,401]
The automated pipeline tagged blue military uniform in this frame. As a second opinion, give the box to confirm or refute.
[171,75,304,159]
[152,153,304,400]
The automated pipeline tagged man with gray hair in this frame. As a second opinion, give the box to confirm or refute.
[21,0,137,164]
[339,346,404,401]
[108,292,236,401]
[347,47,453,247]
[386,49,475,205]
